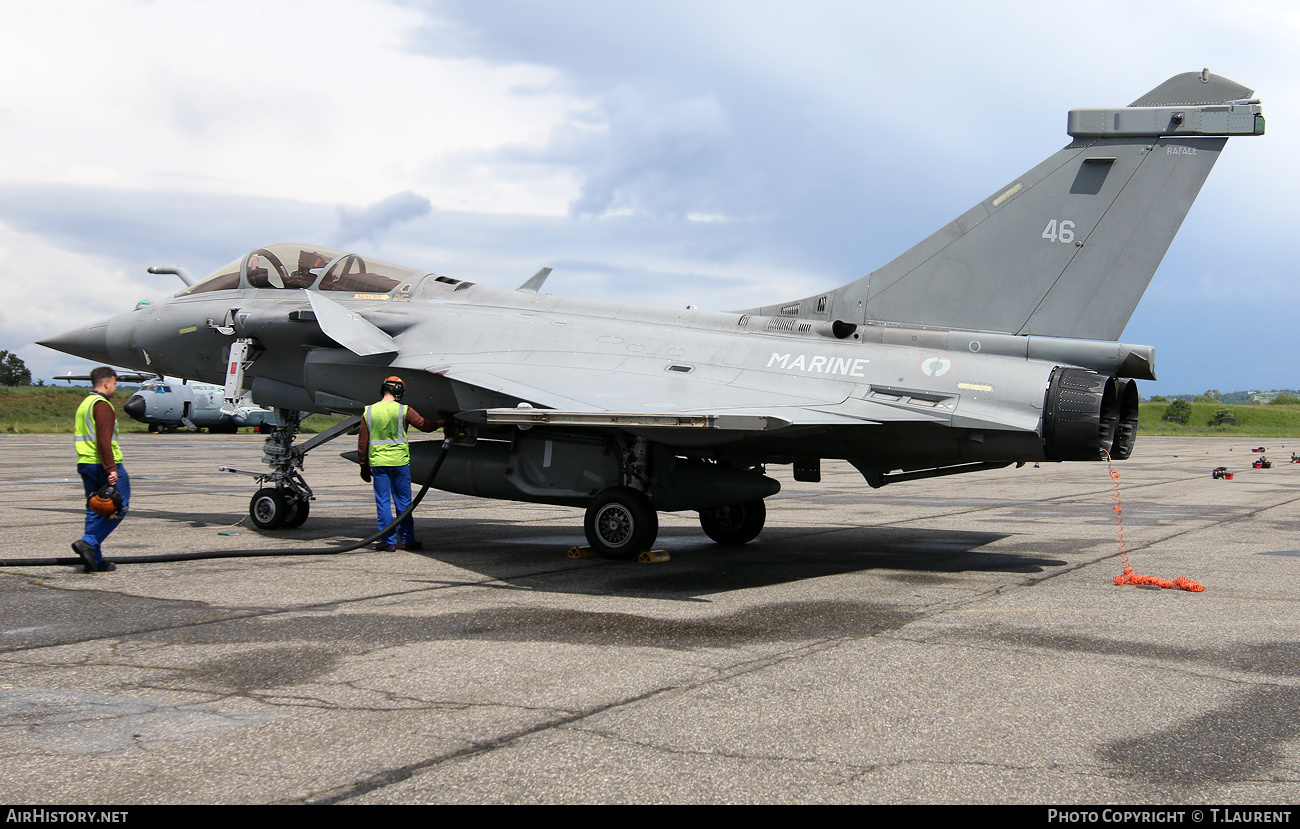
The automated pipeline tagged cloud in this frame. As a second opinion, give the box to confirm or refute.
[0,0,581,211]
[335,191,433,243]
[0,184,335,272]
[538,86,752,220]
[2,0,1297,393]
[0,221,150,383]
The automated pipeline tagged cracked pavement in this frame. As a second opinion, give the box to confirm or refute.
[1,433,1297,803]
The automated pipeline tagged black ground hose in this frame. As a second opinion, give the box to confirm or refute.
[1,438,455,569]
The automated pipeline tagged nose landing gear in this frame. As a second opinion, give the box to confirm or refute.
[220,409,359,530]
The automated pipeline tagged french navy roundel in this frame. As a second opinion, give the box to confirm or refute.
[920,356,952,378]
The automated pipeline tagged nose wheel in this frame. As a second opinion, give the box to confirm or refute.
[248,488,311,530]
[249,488,287,529]
[282,497,309,528]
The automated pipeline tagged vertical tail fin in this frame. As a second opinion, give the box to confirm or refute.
[750,72,1263,341]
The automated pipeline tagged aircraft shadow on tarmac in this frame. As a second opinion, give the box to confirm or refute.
[38,504,1067,601]
[374,517,1060,601]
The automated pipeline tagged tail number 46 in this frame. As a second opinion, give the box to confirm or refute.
[1042,219,1076,244]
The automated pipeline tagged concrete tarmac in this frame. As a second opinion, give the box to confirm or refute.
[1,432,1297,804]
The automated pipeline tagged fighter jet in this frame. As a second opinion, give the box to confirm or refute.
[39,71,1264,558]
[56,372,278,432]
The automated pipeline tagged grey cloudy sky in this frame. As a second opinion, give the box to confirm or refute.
[2,0,1294,394]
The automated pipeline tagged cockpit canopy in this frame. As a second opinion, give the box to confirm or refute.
[176,243,422,297]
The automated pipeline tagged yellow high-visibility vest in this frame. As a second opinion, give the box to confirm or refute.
[74,393,122,465]
[364,401,409,466]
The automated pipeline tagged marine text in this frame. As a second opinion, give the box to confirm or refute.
[767,353,868,377]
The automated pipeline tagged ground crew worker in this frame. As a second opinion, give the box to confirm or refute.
[358,376,442,551]
[72,366,127,572]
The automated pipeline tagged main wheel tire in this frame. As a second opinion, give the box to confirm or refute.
[584,486,658,560]
[249,488,287,530]
[281,497,310,529]
[699,499,766,546]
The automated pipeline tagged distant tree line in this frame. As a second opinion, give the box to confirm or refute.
[1148,389,1300,405]
[0,351,32,386]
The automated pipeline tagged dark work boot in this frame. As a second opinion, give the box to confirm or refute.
[71,540,96,573]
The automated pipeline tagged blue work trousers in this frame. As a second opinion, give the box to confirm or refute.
[78,463,130,560]
[372,464,415,546]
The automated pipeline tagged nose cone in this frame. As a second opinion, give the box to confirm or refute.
[37,323,114,364]
[123,394,146,421]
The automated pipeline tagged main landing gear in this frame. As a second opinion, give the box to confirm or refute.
[583,487,659,560]
[698,499,766,546]
[581,489,769,559]
[578,442,774,559]
[220,409,360,530]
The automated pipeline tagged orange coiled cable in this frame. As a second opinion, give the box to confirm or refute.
[1103,451,1204,593]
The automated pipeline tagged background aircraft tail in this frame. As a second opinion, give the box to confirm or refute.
[748,71,1263,341]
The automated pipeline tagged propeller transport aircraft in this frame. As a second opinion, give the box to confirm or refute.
[125,377,280,433]
[56,372,279,432]
[40,72,1264,559]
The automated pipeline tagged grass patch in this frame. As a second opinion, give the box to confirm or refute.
[1137,401,1300,436]
[0,386,139,434]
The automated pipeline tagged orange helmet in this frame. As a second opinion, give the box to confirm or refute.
[88,484,124,519]
[381,375,405,399]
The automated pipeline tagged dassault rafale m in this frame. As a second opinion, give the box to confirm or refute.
[40,71,1264,558]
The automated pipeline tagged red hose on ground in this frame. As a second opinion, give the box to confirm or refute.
[1103,451,1204,593]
